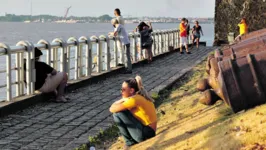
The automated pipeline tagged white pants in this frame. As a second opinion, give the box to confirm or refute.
[180,37,188,46]
[38,72,64,93]
[117,40,124,64]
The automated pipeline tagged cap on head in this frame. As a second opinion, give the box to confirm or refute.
[35,47,43,58]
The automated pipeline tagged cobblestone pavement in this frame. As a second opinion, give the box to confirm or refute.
[0,46,214,150]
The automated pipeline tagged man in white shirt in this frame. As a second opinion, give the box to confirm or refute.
[109,19,132,74]
[114,8,125,66]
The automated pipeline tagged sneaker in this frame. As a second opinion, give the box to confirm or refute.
[56,96,68,103]
[186,52,191,54]
[180,52,184,54]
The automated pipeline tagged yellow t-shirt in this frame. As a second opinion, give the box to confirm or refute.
[238,23,248,35]
[123,94,157,126]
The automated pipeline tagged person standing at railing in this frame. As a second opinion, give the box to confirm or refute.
[185,19,191,42]
[109,75,157,149]
[114,8,125,66]
[179,18,191,54]
[135,21,154,63]
[234,18,248,42]
[109,18,132,74]
[192,21,204,49]
[24,47,68,103]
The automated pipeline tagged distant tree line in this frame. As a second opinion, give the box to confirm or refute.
[0,14,113,22]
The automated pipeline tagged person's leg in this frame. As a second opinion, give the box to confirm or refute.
[56,72,68,101]
[180,37,184,53]
[117,40,124,65]
[125,44,132,72]
[113,110,145,146]
[149,46,153,62]
[191,35,195,48]
[196,38,199,48]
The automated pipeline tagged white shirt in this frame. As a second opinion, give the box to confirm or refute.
[114,24,130,45]
[116,16,125,25]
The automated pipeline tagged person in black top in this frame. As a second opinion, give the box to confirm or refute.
[135,22,153,63]
[24,47,68,103]
[185,19,190,41]
[192,21,204,49]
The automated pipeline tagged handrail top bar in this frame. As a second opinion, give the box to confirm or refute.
[0,28,178,54]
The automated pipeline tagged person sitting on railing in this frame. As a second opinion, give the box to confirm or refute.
[135,21,154,63]
[109,75,157,149]
[109,18,132,74]
[24,47,68,103]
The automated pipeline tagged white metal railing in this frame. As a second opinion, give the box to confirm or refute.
[0,29,188,102]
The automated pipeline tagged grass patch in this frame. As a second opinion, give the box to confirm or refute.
[75,125,119,150]
[108,59,266,150]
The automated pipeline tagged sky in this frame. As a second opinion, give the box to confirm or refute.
[0,0,215,18]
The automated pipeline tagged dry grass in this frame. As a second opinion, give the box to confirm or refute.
[106,60,266,150]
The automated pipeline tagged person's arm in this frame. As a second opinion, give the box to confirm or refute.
[109,97,136,113]
[109,99,127,113]
[200,27,204,36]
[148,22,153,32]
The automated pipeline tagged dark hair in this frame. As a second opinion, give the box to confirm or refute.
[195,21,199,24]
[35,47,43,58]
[181,18,186,21]
[137,22,149,32]
[114,8,121,16]
[185,19,189,23]
[124,78,139,93]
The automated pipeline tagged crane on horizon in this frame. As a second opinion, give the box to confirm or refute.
[64,6,72,20]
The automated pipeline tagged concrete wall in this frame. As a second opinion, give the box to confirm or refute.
[214,0,266,45]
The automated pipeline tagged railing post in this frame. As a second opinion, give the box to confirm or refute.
[172,30,175,49]
[90,36,101,73]
[67,37,79,80]
[15,52,21,97]
[152,32,156,56]
[129,33,137,63]
[100,35,110,71]
[159,31,163,54]
[79,36,92,77]
[167,30,170,51]
[177,30,180,48]
[0,43,12,101]
[16,41,34,95]
[52,38,67,74]
[37,40,51,66]
[113,36,118,67]
[19,52,24,95]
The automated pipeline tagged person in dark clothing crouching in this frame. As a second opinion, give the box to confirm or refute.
[136,22,154,63]
[24,47,68,102]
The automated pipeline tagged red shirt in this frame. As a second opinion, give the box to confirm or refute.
[180,23,187,37]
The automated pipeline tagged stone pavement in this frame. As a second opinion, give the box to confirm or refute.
[0,46,214,150]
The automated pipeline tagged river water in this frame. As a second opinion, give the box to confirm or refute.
[0,22,214,101]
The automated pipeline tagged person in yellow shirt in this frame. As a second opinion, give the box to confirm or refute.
[109,75,157,149]
[235,18,248,41]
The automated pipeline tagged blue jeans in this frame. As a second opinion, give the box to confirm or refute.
[113,110,155,146]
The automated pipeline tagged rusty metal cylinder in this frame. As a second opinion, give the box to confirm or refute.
[199,89,220,105]
[218,51,266,113]
[217,39,266,59]
[206,54,214,74]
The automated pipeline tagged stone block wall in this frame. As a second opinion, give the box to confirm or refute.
[214,0,266,45]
